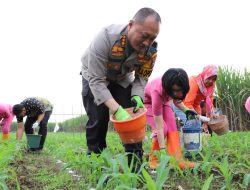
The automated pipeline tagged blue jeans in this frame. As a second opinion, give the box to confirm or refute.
[172,103,187,125]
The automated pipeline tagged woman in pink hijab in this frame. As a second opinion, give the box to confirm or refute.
[172,65,218,131]
[0,103,14,140]
[194,65,218,117]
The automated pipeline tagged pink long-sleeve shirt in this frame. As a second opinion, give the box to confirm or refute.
[144,77,172,116]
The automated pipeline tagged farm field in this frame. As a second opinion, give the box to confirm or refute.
[1,132,249,190]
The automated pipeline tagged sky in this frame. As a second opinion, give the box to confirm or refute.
[0,0,249,122]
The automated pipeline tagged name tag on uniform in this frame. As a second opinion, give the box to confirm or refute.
[136,53,157,79]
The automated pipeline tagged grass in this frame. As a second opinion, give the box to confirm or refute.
[0,140,21,190]
[1,131,250,189]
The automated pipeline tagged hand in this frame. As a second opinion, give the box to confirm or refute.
[32,121,40,129]
[211,114,219,119]
[131,96,144,113]
[183,107,198,120]
[114,106,132,121]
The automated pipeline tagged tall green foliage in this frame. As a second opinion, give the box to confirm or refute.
[216,66,250,131]
[58,115,88,132]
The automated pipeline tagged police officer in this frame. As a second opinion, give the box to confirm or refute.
[81,7,161,172]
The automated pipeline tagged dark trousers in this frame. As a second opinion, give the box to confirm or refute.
[82,78,143,172]
[24,110,52,149]
[207,125,213,136]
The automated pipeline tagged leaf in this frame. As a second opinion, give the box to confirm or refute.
[243,173,250,187]
[116,154,129,173]
[201,174,213,190]
[156,155,170,189]
[142,168,157,190]
[156,155,170,178]
[192,162,201,176]
[0,182,9,190]
[96,174,112,190]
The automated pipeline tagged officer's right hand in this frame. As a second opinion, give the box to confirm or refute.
[114,106,132,121]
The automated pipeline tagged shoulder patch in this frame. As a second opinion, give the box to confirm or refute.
[111,45,124,57]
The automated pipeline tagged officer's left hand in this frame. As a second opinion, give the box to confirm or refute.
[115,106,132,121]
[131,96,144,113]
[32,121,40,129]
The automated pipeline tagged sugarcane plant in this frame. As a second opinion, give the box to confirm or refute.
[216,66,250,131]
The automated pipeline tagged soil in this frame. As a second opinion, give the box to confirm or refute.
[6,149,62,190]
